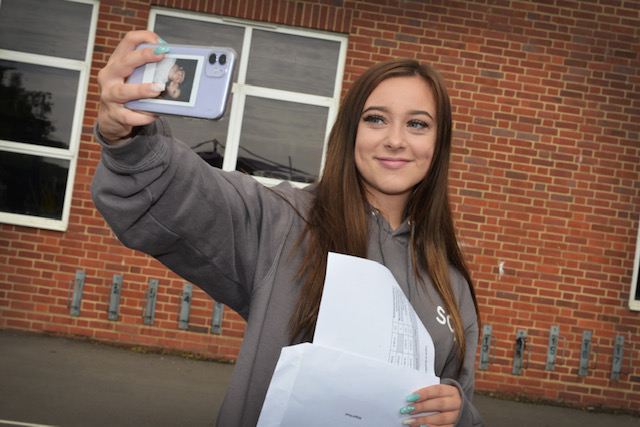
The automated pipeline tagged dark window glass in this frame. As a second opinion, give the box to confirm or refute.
[0,60,79,149]
[164,114,232,169]
[0,151,69,219]
[154,15,245,73]
[237,96,327,182]
[247,30,340,97]
[0,0,92,61]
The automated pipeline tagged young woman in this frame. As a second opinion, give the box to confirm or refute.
[92,31,483,427]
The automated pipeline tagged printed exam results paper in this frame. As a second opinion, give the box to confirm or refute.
[257,253,439,427]
[314,252,436,377]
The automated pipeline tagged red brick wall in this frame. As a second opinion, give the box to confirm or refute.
[1,0,639,414]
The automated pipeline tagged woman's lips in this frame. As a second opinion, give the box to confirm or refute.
[377,157,410,169]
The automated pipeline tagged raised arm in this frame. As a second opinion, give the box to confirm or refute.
[91,32,296,319]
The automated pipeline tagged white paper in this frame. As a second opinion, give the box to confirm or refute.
[257,343,437,427]
[314,252,436,377]
[257,253,439,426]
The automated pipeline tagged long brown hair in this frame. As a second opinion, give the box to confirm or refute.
[290,59,479,373]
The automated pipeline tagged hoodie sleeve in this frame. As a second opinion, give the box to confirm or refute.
[440,320,484,426]
[440,269,484,426]
[90,118,293,319]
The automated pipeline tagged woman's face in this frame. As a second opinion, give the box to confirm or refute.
[173,68,185,84]
[354,75,437,209]
[166,80,181,99]
[169,64,186,84]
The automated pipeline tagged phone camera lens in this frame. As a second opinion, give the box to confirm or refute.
[209,53,217,64]
[219,54,227,65]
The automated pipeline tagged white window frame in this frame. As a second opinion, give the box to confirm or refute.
[0,0,98,231]
[147,8,348,187]
[629,216,640,311]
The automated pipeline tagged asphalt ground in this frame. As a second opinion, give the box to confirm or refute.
[0,330,638,427]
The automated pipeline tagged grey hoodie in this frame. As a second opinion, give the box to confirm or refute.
[91,118,484,426]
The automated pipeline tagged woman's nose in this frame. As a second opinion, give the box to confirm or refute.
[384,124,405,150]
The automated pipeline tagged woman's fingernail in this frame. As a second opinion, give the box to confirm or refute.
[151,82,165,92]
[154,45,170,54]
[158,38,168,44]
[402,419,416,426]
[400,405,415,414]
[406,394,420,402]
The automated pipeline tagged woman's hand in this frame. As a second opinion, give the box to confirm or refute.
[97,30,168,145]
[401,384,462,427]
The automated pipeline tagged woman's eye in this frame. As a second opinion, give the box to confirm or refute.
[408,120,429,130]
[363,114,385,125]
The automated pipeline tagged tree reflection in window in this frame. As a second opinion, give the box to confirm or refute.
[0,64,63,148]
[0,64,68,219]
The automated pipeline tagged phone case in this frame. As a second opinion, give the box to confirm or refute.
[125,44,237,120]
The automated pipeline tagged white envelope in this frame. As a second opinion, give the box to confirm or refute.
[257,343,439,427]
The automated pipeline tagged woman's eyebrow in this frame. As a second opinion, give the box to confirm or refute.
[362,106,434,121]
[409,109,435,121]
[362,106,387,114]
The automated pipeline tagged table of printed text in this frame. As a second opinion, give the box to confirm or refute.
[388,287,420,370]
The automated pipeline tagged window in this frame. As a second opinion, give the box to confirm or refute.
[630,218,640,311]
[0,0,98,231]
[147,8,347,185]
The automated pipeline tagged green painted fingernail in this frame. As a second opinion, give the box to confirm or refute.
[406,393,420,402]
[158,38,167,44]
[400,405,415,414]
[154,45,170,54]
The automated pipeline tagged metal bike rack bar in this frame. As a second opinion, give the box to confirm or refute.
[178,283,193,330]
[67,270,85,316]
[578,330,599,377]
[512,329,529,375]
[610,335,632,381]
[545,325,566,371]
[478,325,496,371]
[142,279,159,325]
[211,301,225,335]
[107,274,123,321]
